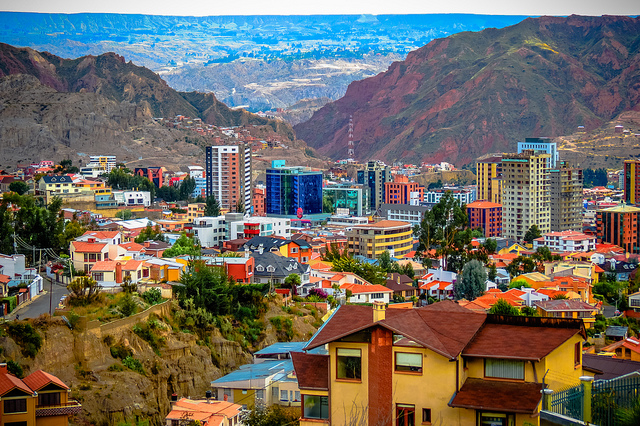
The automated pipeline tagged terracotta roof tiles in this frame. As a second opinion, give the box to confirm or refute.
[22,370,69,391]
[449,378,543,414]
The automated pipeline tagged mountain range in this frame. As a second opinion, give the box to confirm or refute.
[294,15,640,165]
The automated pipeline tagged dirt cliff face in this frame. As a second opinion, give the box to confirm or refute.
[295,15,640,165]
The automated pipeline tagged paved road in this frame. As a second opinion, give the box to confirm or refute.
[5,276,69,320]
[602,301,620,318]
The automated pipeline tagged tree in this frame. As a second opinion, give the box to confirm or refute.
[415,191,471,272]
[236,199,245,214]
[135,223,165,243]
[9,181,29,195]
[509,279,531,289]
[157,185,180,202]
[242,403,300,426]
[378,250,393,272]
[505,256,537,277]
[4,193,65,252]
[179,176,197,200]
[323,194,335,214]
[120,292,138,317]
[120,275,137,293]
[455,259,486,301]
[67,276,102,305]
[283,274,301,290]
[523,225,542,244]
[0,201,14,254]
[552,293,569,300]
[521,306,538,316]
[205,195,221,216]
[163,233,200,258]
[488,264,498,282]
[116,209,133,220]
[58,220,86,251]
[489,298,520,316]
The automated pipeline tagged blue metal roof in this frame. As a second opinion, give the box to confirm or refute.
[211,359,292,385]
[254,342,307,355]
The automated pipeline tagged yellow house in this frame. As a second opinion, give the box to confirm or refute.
[535,299,598,329]
[293,301,586,426]
[0,365,81,426]
[498,243,528,256]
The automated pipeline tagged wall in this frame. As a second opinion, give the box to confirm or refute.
[328,341,369,425]
[85,300,172,340]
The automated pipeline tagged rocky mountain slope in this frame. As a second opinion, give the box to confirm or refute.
[0,43,295,169]
[295,15,640,165]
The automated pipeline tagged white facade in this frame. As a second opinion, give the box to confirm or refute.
[517,287,550,307]
[191,216,227,248]
[424,187,476,205]
[517,138,558,168]
[113,190,151,207]
[532,231,596,252]
[0,254,26,278]
[229,217,291,239]
[327,215,369,226]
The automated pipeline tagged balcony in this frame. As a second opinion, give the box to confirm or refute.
[36,401,83,417]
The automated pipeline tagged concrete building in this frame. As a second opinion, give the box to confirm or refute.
[380,203,429,226]
[206,144,252,211]
[624,159,640,205]
[476,155,503,204]
[466,201,502,238]
[384,175,424,205]
[113,190,151,207]
[357,161,392,211]
[187,216,227,248]
[532,230,596,252]
[597,204,640,254]
[549,162,583,232]
[323,183,371,216]
[134,167,163,188]
[502,151,551,241]
[266,164,322,216]
[346,220,413,259]
[424,187,476,206]
[229,216,291,240]
[252,185,266,216]
[188,165,206,199]
[517,137,558,168]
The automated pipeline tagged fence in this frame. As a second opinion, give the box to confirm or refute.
[547,374,640,426]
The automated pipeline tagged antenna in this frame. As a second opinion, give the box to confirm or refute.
[347,115,354,160]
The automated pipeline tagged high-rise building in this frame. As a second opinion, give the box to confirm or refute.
[476,155,503,204]
[466,201,502,238]
[346,220,414,259]
[501,150,551,241]
[549,162,583,232]
[624,160,640,205]
[357,161,392,212]
[384,175,424,205]
[597,204,640,254]
[517,137,558,168]
[323,183,371,216]
[206,145,252,211]
[265,165,322,216]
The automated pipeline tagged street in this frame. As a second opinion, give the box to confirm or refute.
[5,276,70,320]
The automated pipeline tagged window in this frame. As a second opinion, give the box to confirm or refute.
[92,272,104,281]
[271,386,279,400]
[291,247,298,253]
[303,395,329,419]
[295,391,300,401]
[396,404,415,426]
[422,408,431,424]
[256,265,264,272]
[485,359,524,380]
[575,342,581,366]
[337,348,361,380]
[38,392,61,406]
[4,398,27,413]
[280,390,288,401]
[395,352,423,373]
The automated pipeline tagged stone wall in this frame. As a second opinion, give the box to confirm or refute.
[85,300,172,340]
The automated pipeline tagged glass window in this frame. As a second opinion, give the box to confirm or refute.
[271,386,279,400]
[422,408,432,423]
[38,392,60,407]
[255,389,264,400]
[4,398,27,413]
[396,404,415,426]
[485,359,524,380]
[280,390,288,401]
[395,352,422,373]
[303,395,329,419]
[337,348,361,380]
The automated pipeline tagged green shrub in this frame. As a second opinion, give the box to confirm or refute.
[120,293,138,317]
[6,322,42,358]
[110,343,133,360]
[132,320,165,355]
[7,360,23,378]
[122,356,145,375]
[142,288,163,305]
[108,363,125,372]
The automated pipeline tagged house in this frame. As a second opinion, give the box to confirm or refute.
[385,279,417,301]
[292,301,586,426]
[205,255,255,284]
[340,283,392,304]
[0,363,81,425]
[69,241,110,274]
[600,338,640,362]
[605,326,629,341]
[582,354,640,380]
[165,397,241,426]
[535,299,598,328]
[251,252,310,285]
[533,230,596,252]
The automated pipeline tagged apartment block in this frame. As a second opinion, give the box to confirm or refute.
[476,155,503,204]
[424,187,476,206]
[597,204,640,254]
[549,162,584,232]
[384,175,424,205]
[624,160,640,205]
[266,165,322,216]
[517,137,558,168]
[346,220,413,259]
[357,161,392,211]
[206,144,252,211]
[466,201,502,238]
[252,186,266,216]
[502,151,551,241]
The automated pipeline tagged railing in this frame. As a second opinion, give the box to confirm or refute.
[36,400,82,417]
[549,383,583,420]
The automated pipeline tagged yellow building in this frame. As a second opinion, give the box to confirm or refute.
[0,365,81,426]
[535,299,598,329]
[187,203,206,220]
[293,301,586,426]
[502,151,551,241]
[476,155,503,204]
[346,220,413,259]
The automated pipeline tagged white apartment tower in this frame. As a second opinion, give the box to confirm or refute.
[501,150,551,241]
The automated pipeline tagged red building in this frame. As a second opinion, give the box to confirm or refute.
[597,204,640,254]
[134,167,163,188]
[466,201,502,238]
[384,175,424,204]
[252,186,266,216]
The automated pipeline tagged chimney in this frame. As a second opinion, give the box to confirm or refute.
[373,301,386,322]
[244,248,250,258]
[0,363,7,374]
[115,262,123,284]
[206,390,212,403]
[170,393,178,408]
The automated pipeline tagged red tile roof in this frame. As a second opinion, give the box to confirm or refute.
[22,370,69,391]
[340,283,392,294]
[0,370,33,396]
[291,352,329,390]
[449,378,543,414]
[71,241,107,253]
[82,230,120,239]
[90,260,119,272]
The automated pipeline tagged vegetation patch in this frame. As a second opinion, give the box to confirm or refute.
[6,322,42,358]
[122,356,145,375]
[132,317,166,355]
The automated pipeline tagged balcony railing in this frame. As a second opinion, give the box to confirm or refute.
[36,401,82,417]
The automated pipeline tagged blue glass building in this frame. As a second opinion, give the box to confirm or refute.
[266,166,323,216]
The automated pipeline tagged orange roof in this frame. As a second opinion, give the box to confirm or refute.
[467,201,502,208]
[0,274,10,284]
[341,283,392,294]
[122,260,144,270]
[473,293,522,307]
[91,260,118,272]
[594,265,605,273]
[353,220,410,229]
[119,242,145,252]
[0,370,33,396]
[83,230,120,240]
[22,370,69,391]
[166,398,241,423]
[71,241,107,253]
[308,276,323,283]
[537,288,567,298]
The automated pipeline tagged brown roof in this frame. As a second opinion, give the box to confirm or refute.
[385,280,416,292]
[291,352,329,390]
[449,378,543,414]
[535,299,596,312]
[463,315,584,361]
[22,370,69,391]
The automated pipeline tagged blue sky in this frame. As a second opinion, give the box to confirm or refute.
[0,0,638,16]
